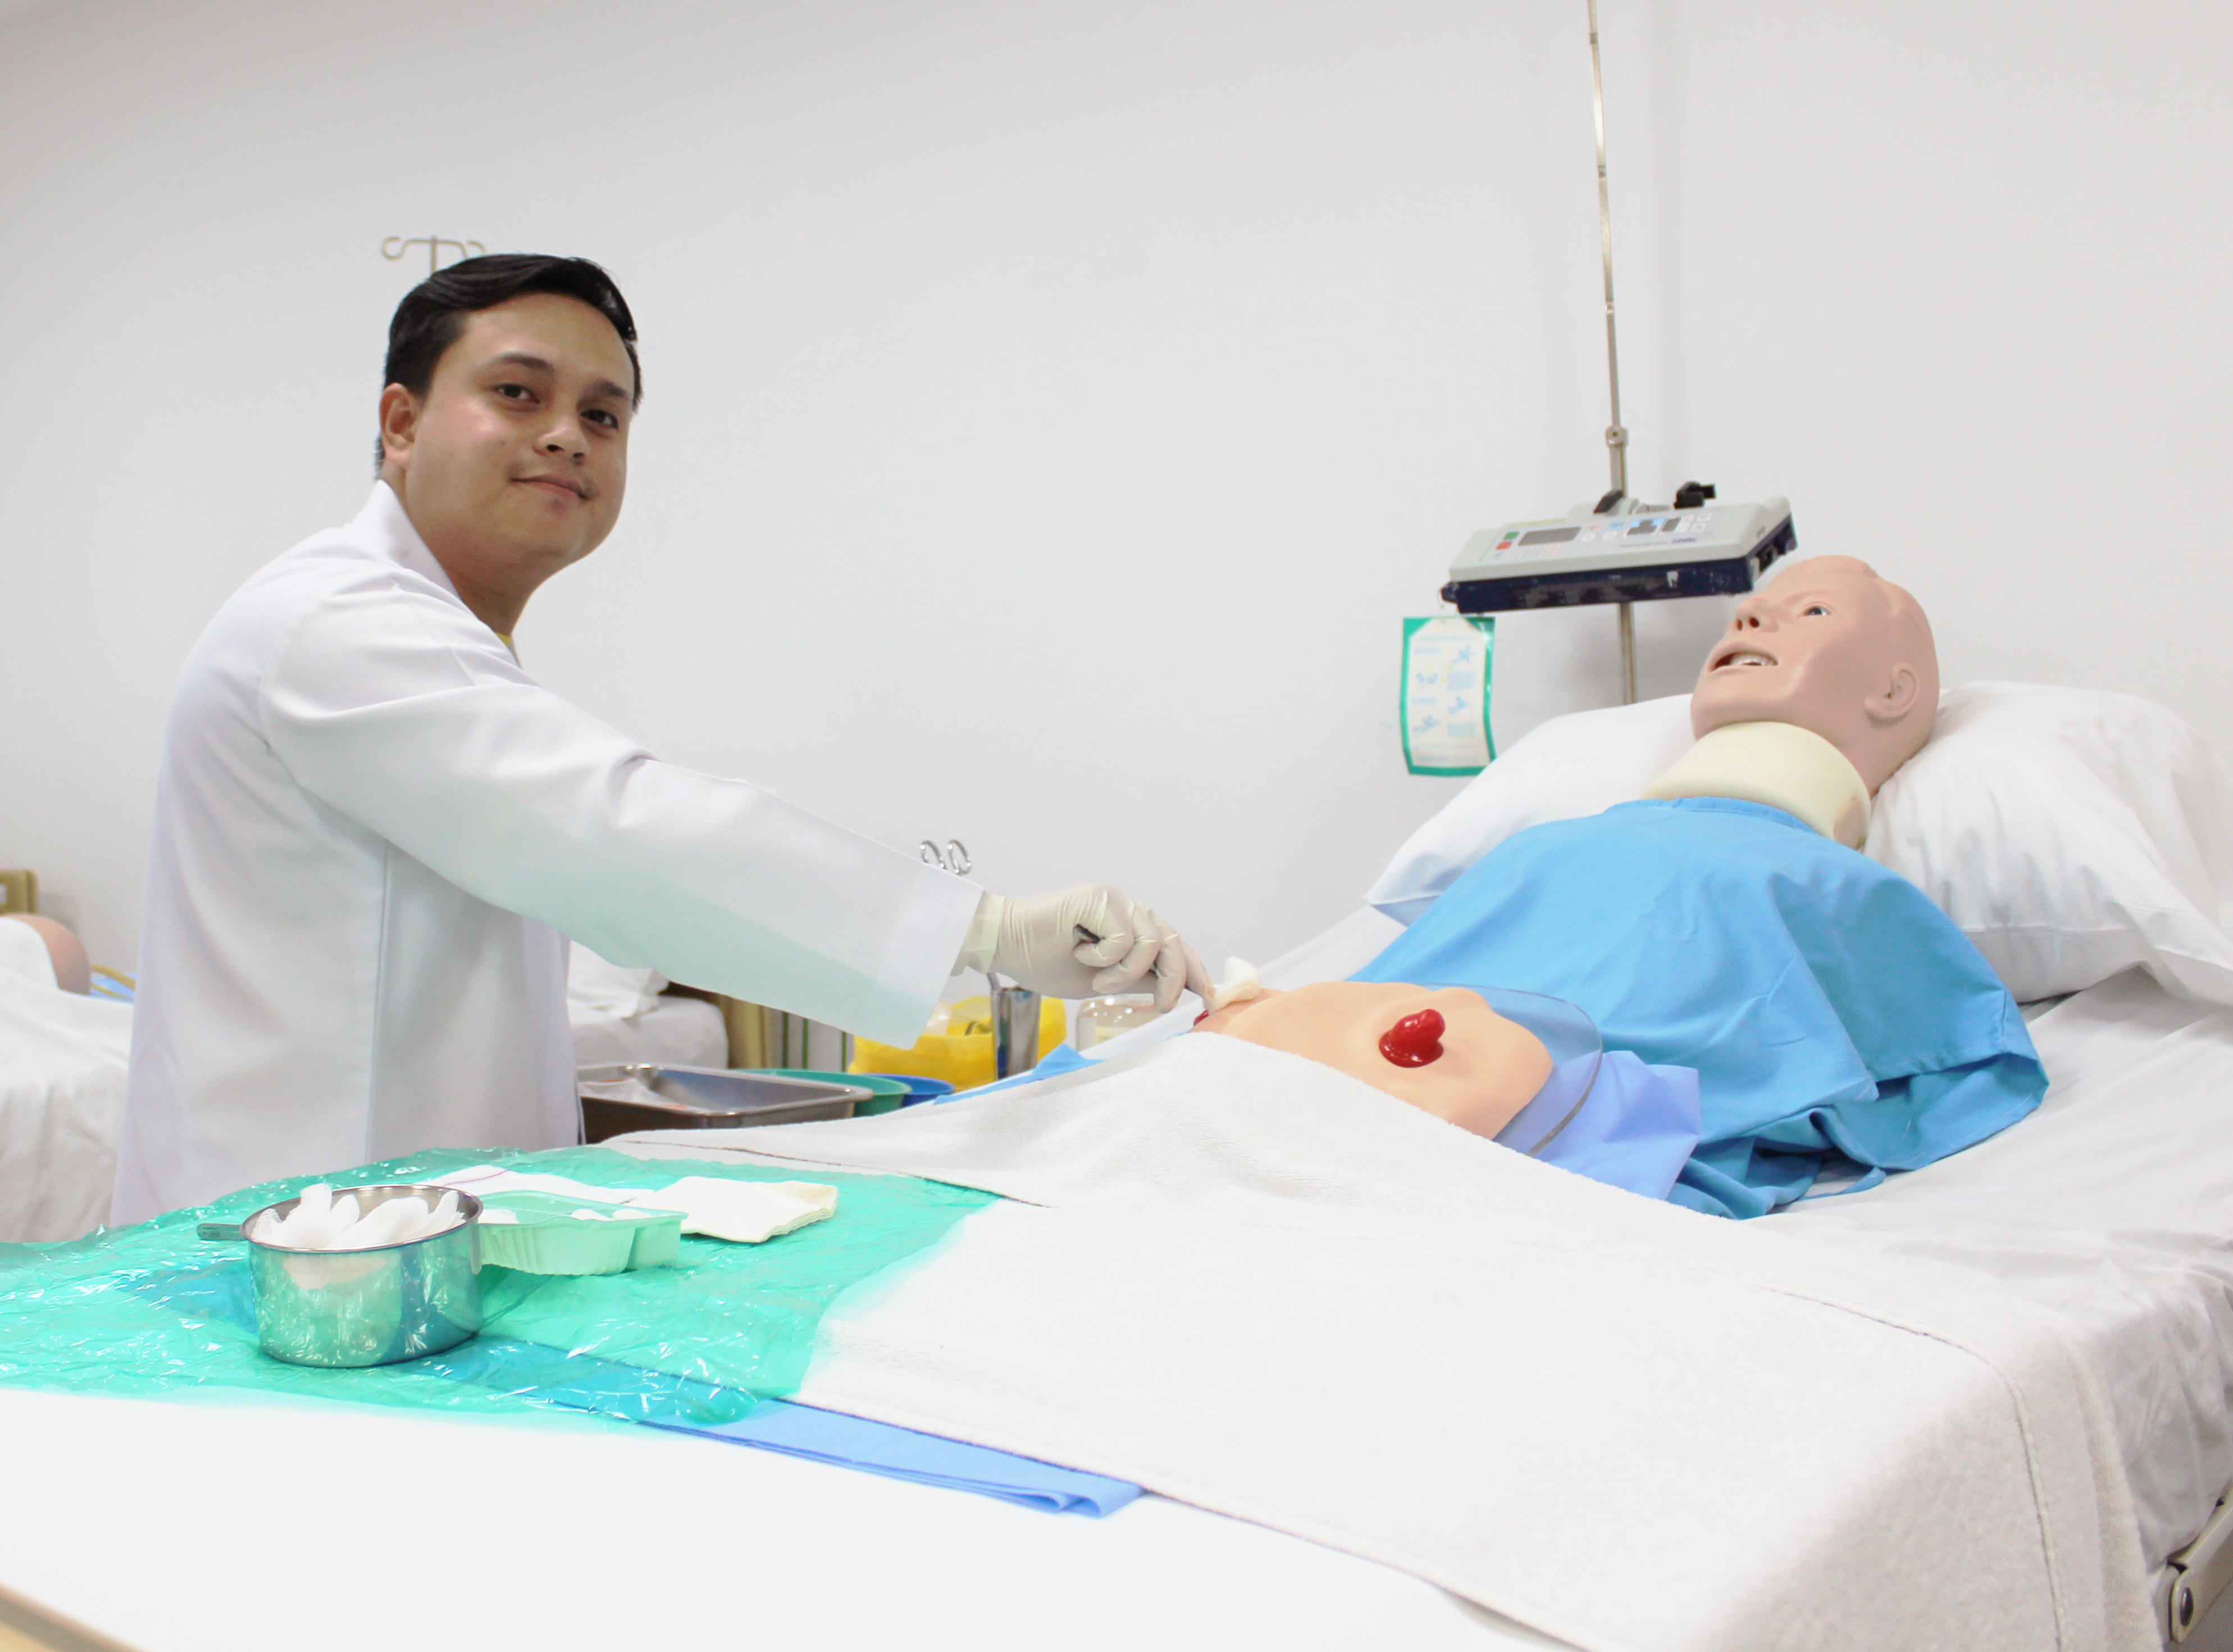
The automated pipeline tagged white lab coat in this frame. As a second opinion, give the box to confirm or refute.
[112,483,979,1223]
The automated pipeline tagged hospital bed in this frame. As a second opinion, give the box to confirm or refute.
[8,955,2232,1650]
[9,684,2233,1650]
[0,914,129,1244]
[562,942,731,1071]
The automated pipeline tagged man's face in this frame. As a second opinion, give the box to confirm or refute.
[379,292,635,610]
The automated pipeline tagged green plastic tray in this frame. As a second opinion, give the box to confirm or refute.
[748,1069,909,1116]
[476,1192,683,1276]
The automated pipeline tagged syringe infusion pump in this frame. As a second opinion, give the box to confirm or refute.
[1441,486,1795,614]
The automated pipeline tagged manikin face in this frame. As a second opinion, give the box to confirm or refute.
[1197,982,1553,1140]
[1688,556,1936,792]
[377,292,635,632]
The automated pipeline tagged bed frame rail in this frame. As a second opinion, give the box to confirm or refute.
[2167,1494,2233,1644]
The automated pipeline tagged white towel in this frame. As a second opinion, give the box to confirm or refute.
[623,1175,836,1244]
[614,1033,2154,1652]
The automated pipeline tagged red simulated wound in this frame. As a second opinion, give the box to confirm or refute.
[1378,1008,1446,1067]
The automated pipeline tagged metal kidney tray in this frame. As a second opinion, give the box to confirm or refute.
[578,1064,874,1143]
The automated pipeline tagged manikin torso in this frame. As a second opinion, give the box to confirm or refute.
[1197,982,1552,1138]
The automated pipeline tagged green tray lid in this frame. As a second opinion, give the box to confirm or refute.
[748,1069,909,1116]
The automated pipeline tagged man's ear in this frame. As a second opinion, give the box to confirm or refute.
[377,383,421,473]
[1870,664,1921,724]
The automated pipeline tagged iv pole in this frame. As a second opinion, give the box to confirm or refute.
[1586,0,1637,705]
[381,236,487,276]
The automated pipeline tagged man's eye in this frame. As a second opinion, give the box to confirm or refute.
[587,409,618,429]
[495,384,531,401]
[1803,605,1829,617]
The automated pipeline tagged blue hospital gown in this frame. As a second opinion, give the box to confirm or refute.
[1355,797,2044,1217]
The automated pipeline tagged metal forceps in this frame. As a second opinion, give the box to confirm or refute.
[918,839,972,877]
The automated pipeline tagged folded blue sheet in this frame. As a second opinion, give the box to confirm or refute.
[972,1042,1093,1093]
[1501,1050,1702,1202]
[1357,797,2046,1217]
[659,1400,1141,1516]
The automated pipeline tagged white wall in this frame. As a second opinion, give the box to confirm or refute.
[2,0,2229,975]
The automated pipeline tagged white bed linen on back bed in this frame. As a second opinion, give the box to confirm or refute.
[0,970,130,1242]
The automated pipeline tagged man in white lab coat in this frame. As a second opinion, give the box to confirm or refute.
[111,255,1206,1224]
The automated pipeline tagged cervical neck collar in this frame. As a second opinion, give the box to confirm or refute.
[1642,721,1871,848]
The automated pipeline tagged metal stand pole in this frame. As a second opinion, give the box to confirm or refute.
[1588,0,1627,501]
[1592,0,1635,708]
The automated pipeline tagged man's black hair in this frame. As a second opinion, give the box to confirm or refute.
[375,253,641,471]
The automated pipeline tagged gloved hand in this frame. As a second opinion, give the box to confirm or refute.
[958,886,1212,1012]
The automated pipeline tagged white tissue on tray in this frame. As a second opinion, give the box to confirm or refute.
[621,1176,838,1244]
[252,1184,464,1251]
[434,1165,657,1204]
[433,1163,837,1244]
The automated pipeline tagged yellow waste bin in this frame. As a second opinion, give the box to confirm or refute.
[849,996,1068,1092]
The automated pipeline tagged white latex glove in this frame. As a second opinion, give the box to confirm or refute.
[958,886,1212,1011]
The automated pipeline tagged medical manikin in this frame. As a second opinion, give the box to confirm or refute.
[1198,558,2041,1217]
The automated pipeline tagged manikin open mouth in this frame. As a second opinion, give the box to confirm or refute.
[1714,649,1776,670]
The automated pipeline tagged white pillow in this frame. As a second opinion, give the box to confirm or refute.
[1366,683,2233,1006]
[1870,683,2233,1003]
[1365,694,1696,924]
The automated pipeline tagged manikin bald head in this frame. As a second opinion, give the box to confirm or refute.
[1689,556,1939,793]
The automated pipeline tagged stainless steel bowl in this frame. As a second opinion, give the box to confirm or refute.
[577,1063,873,1142]
[198,1184,484,1368]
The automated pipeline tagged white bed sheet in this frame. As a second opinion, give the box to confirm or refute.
[7,930,2230,1647]
[1781,965,2233,1568]
[568,991,729,1071]
[1101,908,2233,1575]
[0,1388,1560,1651]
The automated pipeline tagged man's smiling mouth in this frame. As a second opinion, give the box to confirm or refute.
[1712,647,1776,670]
[517,474,589,500]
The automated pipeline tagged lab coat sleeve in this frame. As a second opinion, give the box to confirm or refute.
[256,576,980,1046]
